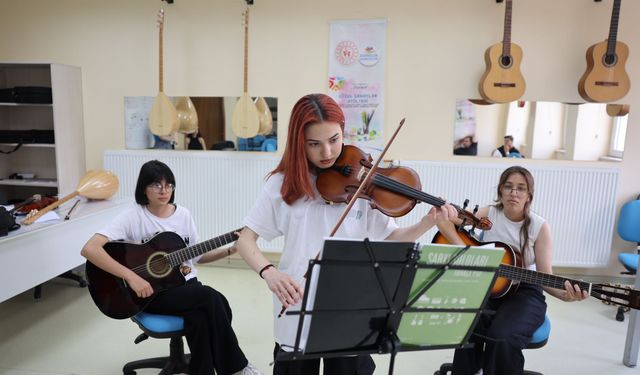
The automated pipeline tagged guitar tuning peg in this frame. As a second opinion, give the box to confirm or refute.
[473,205,479,215]
[462,199,469,210]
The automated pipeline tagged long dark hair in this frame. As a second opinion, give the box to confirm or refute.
[269,93,345,205]
[134,160,176,205]
[495,166,534,259]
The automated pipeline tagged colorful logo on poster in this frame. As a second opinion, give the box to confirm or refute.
[359,45,380,67]
[328,76,346,91]
[335,40,358,66]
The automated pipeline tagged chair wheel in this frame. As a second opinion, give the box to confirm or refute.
[124,371,136,375]
[616,307,625,322]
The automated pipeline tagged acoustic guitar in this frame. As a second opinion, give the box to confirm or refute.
[255,96,273,135]
[86,229,240,319]
[478,0,526,104]
[149,8,179,137]
[231,6,260,139]
[578,0,630,103]
[432,230,640,310]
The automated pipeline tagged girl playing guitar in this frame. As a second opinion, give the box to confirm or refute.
[436,166,588,375]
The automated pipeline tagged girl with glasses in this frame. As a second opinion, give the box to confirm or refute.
[437,166,588,375]
[81,160,263,375]
[235,93,457,375]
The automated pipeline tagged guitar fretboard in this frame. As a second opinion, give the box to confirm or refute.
[502,0,513,57]
[498,263,593,295]
[165,229,241,266]
[606,0,621,57]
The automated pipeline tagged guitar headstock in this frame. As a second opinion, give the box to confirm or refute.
[594,284,640,310]
[242,6,250,29]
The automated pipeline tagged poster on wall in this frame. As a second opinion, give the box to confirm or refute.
[124,96,154,149]
[328,19,386,157]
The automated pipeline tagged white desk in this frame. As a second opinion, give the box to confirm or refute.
[0,199,129,303]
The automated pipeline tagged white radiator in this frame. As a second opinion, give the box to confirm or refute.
[104,150,619,267]
[395,160,619,267]
[104,150,283,251]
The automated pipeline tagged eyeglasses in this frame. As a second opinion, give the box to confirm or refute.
[501,185,528,196]
[148,182,175,193]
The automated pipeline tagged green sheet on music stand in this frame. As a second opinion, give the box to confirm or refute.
[398,243,504,347]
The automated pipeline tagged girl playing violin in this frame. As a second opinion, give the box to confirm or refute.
[436,166,588,375]
[236,93,457,375]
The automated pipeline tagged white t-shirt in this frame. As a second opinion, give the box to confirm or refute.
[98,203,201,280]
[482,206,545,270]
[244,172,398,348]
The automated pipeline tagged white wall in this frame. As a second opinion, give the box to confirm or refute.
[1,0,639,275]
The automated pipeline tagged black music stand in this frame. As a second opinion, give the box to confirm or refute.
[276,238,502,375]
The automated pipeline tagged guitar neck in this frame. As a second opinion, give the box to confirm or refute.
[165,229,240,267]
[498,263,594,295]
[243,7,249,93]
[606,0,621,56]
[502,0,513,57]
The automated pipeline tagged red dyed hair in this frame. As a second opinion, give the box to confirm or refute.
[269,93,345,205]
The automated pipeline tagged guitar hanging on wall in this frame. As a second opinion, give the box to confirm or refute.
[149,8,179,137]
[231,6,260,139]
[478,0,526,104]
[578,0,630,103]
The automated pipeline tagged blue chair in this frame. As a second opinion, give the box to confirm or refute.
[123,312,190,375]
[433,315,551,375]
[615,196,640,321]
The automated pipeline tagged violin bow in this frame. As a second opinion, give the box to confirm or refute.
[279,118,406,318]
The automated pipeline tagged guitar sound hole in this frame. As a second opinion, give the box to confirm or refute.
[603,53,617,67]
[500,55,513,69]
[147,252,172,278]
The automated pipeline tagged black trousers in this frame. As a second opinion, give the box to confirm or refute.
[273,344,375,375]
[452,284,547,375]
[145,278,248,375]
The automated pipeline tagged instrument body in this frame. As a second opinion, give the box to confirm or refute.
[433,230,640,309]
[176,96,199,134]
[478,0,526,103]
[317,145,491,230]
[578,0,629,103]
[255,96,273,135]
[86,229,239,319]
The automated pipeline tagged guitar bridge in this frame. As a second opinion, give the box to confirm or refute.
[493,82,516,88]
[595,81,619,87]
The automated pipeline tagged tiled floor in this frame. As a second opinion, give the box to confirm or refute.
[0,266,639,375]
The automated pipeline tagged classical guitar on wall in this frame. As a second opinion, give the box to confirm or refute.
[578,0,630,103]
[231,6,260,139]
[432,230,640,310]
[478,0,526,104]
[86,229,241,319]
[149,8,179,137]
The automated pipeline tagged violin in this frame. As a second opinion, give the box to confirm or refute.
[316,145,492,230]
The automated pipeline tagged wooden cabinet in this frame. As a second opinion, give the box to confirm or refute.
[0,63,85,203]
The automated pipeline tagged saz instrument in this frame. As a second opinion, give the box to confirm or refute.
[578,0,630,103]
[86,229,240,319]
[149,8,179,137]
[478,0,526,104]
[432,230,640,309]
[176,96,199,134]
[23,170,119,225]
[231,6,260,139]
[255,96,273,135]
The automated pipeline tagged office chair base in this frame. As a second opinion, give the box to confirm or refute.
[434,363,543,375]
[123,336,190,375]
